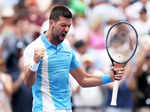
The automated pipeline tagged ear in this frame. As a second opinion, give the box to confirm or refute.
[49,20,54,26]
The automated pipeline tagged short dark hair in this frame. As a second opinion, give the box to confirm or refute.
[49,5,72,21]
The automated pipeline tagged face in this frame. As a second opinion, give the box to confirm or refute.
[51,17,72,44]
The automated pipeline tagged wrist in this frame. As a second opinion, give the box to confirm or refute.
[29,61,40,72]
[101,74,112,85]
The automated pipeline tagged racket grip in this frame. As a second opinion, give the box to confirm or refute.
[110,80,119,106]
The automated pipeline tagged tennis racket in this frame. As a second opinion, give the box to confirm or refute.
[106,21,138,106]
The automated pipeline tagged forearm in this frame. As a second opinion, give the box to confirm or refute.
[80,74,112,87]
[24,66,36,87]
[71,68,113,87]
[80,75,101,87]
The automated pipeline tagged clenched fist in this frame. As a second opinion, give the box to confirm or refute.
[34,48,45,63]
[111,64,125,81]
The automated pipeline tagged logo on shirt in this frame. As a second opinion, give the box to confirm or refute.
[67,53,72,57]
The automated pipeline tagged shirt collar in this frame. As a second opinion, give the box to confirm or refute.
[41,33,63,50]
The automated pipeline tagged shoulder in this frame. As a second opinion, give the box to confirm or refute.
[62,42,73,52]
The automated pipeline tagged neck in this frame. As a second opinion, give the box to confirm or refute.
[45,30,58,46]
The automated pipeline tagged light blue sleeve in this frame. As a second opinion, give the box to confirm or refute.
[70,50,80,70]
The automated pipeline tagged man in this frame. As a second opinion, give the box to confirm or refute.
[23,5,124,112]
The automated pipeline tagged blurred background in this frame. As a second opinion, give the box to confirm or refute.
[0,0,150,112]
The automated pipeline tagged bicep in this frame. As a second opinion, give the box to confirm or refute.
[70,49,80,70]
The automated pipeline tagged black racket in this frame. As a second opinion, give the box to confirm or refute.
[106,21,138,106]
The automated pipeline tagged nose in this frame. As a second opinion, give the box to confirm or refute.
[65,26,70,32]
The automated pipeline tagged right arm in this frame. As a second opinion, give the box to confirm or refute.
[23,45,45,88]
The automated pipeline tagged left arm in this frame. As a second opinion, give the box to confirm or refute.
[70,67,122,87]
[70,49,123,87]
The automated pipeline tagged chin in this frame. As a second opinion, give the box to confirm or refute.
[57,39,63,44]
[60,36,65,42]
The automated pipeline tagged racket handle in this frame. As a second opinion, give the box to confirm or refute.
[110,80,119,106]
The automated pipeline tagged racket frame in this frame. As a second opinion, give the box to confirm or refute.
[106,21,138,65]
[106,21,138,106]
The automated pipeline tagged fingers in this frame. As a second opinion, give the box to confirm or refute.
[39,48,45,58]
[111,66,125,80]
[112,67,124,72]
[114,70,124,80]
[34,48,45,63]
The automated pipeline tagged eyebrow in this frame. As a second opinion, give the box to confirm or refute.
[61,23,71,26]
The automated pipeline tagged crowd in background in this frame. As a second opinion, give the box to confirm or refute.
[0,0,150,112]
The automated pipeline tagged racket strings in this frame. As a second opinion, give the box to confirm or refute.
[107,23,137,63]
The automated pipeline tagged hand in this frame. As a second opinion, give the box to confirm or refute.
[34,48,45,63]
[111,64,125,80]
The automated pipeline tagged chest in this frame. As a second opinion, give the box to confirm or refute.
[42,48,72,70]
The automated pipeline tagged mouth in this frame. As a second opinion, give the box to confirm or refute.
[62,32,66,37]
[60,32,67,40]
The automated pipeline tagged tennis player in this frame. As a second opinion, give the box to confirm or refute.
[23,5,124,112]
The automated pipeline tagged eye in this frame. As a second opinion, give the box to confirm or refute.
[61,24,66,27]
[68,25,71,28]
[61,24,71,28]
